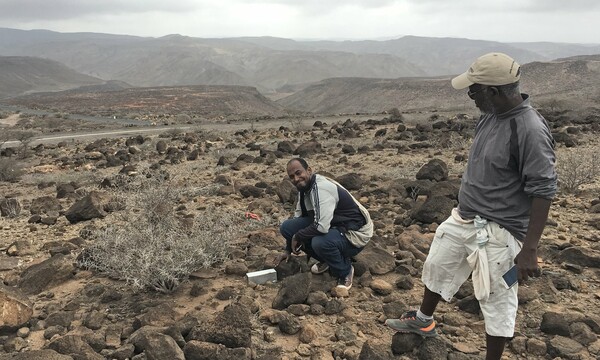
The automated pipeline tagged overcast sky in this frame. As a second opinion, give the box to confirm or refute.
[2,0,599,43]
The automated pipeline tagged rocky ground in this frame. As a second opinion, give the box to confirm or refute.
[0,110,599,360]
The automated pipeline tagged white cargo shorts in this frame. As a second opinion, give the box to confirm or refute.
[422,211,522,337]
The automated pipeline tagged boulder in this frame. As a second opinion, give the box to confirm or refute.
[294,141,322,157]
[56,183,76,199]
[134,304,180,329]
[277,141,295,154]
[391,332,423,355]
[238,185,263,198]
[18,254,75,295]
[30,196,62,215]
[359,341,395,360]
[129,330,185,360]
[558,247,600,268]
[335,173,364,191]
[278,313,302,335]
[187,303,252,349]
[48,335,103,360]
[547,336,585,359]
[156,140,167,154]
[183,341,251,360]
[342,144,356,154]
[540,311,584,336]
[65,191,111,223]
[275,178,297,204]
[411,196,455,224]
[417,337,449,360]
[354,245,396,275]
[416,159,448,182]
[0,284,33,330]
[272,272,311,310]
[0,349,74,360]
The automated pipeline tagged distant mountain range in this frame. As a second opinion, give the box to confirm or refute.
[278,56,600,114]
[1,27,599,99]
[1,28,599,116]
[0,56,104,99]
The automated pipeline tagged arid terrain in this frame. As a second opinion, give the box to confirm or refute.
[1,27,599,360]
[1,97,599,360]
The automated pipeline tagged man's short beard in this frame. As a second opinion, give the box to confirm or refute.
[296,183,309,192]
[478,96,496,114]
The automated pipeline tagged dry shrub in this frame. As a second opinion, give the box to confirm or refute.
[556,146,600,193]
[289,117,307,131]
[78,169,249,293]
[0,158,24,182]
[22,169,102,188]
[440,132,473,151]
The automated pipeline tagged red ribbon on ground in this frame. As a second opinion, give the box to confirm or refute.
[245,211,261,221]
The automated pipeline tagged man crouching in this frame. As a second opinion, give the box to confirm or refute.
[275,158,373,291]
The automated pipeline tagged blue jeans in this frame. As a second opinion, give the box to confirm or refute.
[280,217,363,278]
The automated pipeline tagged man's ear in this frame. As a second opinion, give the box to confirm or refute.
[307,167,312,173]
[489,86,499,96]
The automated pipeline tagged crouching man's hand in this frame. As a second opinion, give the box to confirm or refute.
[274,251,290,267]
[291,234,304,255]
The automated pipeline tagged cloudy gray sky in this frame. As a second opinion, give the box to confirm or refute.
[2,0,599,43]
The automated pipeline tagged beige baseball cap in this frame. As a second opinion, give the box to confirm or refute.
[451,52,521,90]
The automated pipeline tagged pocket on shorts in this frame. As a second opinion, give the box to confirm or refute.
[434,227,445,240]
[487,223,513,248]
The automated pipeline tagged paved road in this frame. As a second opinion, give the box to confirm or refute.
[0,104,148,126]
[0,104,379,148]
[0,116,345,148]
[1,125,198,148]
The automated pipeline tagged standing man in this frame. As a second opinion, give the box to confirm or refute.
[385,53,557,360]
[275,158,373,290]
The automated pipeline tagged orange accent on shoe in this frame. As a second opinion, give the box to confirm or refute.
[420,321,436,332]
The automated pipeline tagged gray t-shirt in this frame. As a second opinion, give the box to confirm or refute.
[458,94,557,240]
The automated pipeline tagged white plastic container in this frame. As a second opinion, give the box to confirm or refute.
[246,269,277,284]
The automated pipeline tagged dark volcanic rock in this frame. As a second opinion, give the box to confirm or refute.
[391,332,423,355]
[64,191,111,223]
[354,245,396,275]
[335,172,364,191]
[30,195,62,215]
[417,337,448,360]
[276,178,297,204]
[540,311,575,336]
[411,195,455,224]
[416,158,448,182]
[294,141,322,157]
[238,185,264,198]
[2,349,74,360]
[272,272,311,310]
[18,254,74,295]
[558,247,600,268]
[359,341,395,360]
[187,303,252,349]
[277,141,295,154]
[48,335,103,360]
[184,341,251,360]
[129,328,185,360]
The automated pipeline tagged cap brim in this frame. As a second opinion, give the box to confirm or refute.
[451,72,473,90]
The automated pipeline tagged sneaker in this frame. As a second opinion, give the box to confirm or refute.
[385,310,437,337]
[336,266,354,290]
[311,262,330,274]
